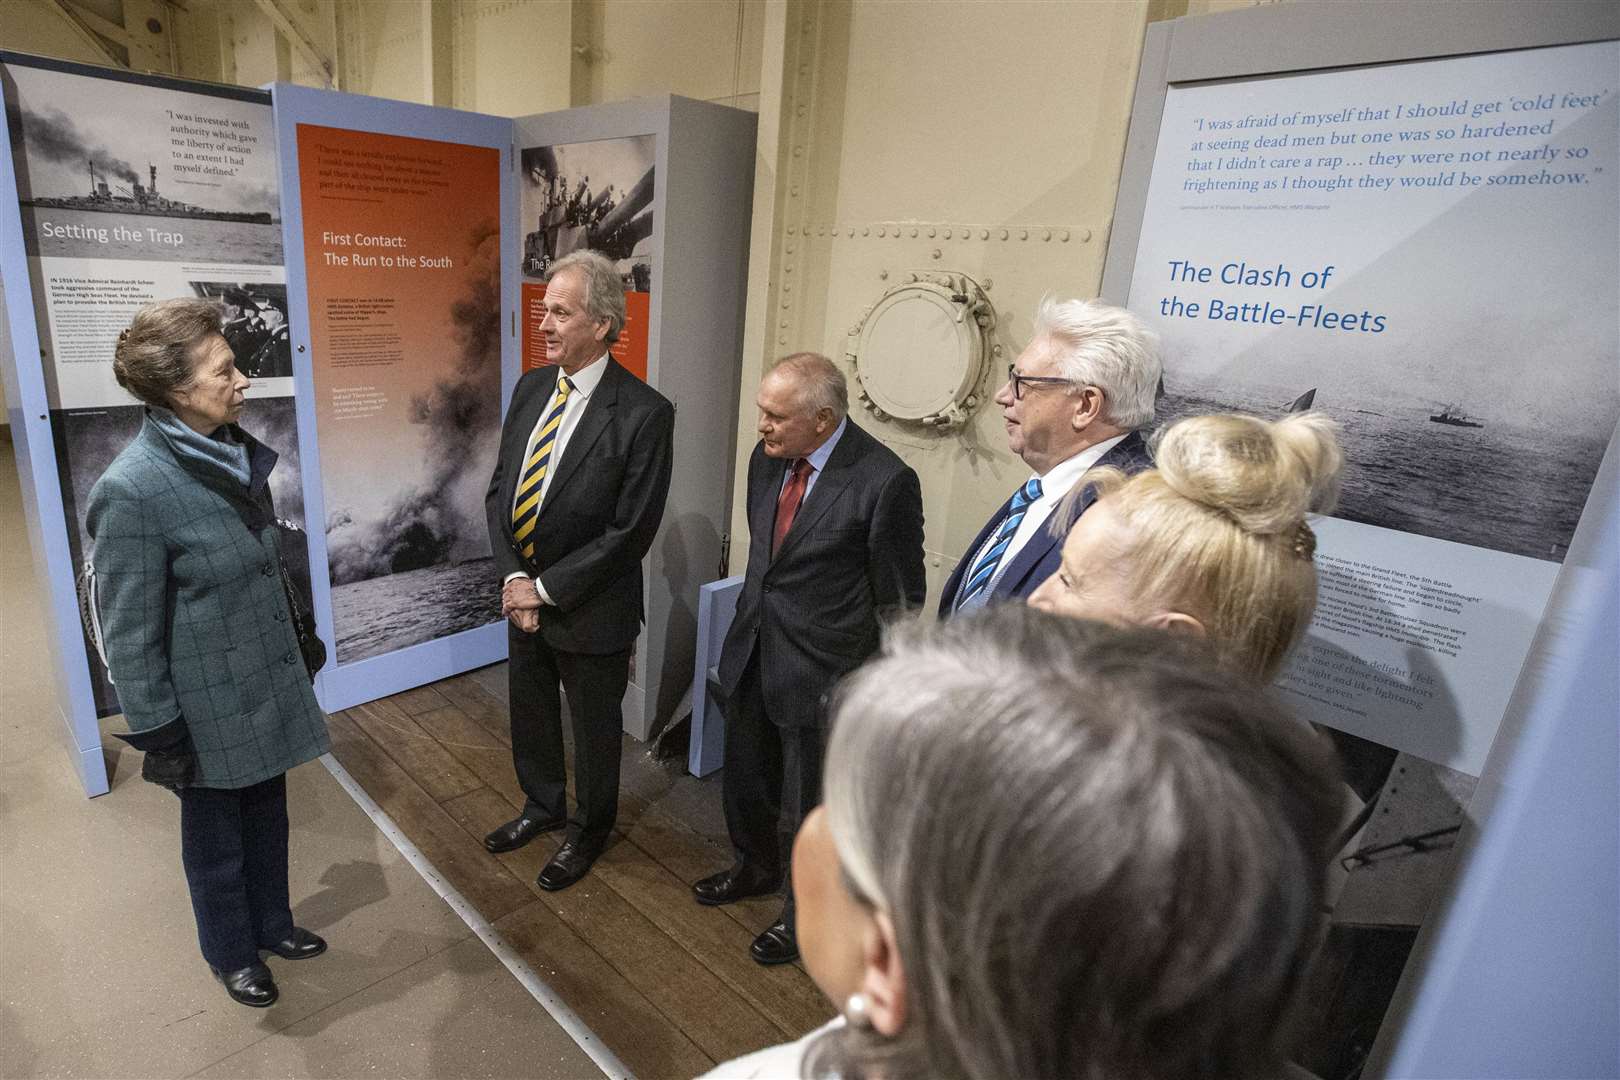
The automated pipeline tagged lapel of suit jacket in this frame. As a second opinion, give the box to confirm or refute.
[771,425,861,562]
[991,431,1150,597]
[751,447,787,554]
[537,359,620,521]
[941,486,1017,611]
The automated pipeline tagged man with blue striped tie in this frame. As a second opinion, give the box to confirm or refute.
[483,251,674,892]
[940,298,1161,616]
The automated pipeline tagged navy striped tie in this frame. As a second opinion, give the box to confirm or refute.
[956,477,1043,610]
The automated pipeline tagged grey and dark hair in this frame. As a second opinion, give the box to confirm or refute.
[771,351,849,419]
[811,606,1343,1080]
[546,249,627,345]
[112,297,227,409]
[1032,296,1162,429]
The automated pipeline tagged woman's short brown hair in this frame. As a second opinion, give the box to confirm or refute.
[112,298,227,409]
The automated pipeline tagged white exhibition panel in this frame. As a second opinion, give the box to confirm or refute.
[1103,5,1619,1074]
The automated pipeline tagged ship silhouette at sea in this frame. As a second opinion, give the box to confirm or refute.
[26,160,274,225]
[1429,404,1483,428]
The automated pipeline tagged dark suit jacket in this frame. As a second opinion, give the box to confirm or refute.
[717,421,926,729]
[939,430,1153,616]
[485,358,674,654]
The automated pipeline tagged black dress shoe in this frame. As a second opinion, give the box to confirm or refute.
[484,813,565,853]
[750,920,799,966]
[262,927,326,960]
[536,841,599,891]
[212,961,279,1007]
[692,864,781,907]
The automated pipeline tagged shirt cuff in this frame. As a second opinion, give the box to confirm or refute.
[505,572,552,605]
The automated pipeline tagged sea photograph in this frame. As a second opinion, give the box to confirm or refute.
[1157,381,1608,563]
[330,559,502,663]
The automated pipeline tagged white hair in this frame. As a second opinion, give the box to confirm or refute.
[1033,296,1162,429]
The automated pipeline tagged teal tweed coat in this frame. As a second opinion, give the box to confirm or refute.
[86,414,329,789]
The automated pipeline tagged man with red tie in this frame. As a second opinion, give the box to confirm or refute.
[483,250,673,892]
[693,353,925,965]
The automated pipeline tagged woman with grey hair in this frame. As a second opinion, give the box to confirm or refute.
[702,605,1343,1079]
[88,298,330,1008]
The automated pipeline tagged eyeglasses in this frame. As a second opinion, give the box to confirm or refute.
[1005,363,1076,400]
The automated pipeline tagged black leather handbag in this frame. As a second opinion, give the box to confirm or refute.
[274,519,327,682]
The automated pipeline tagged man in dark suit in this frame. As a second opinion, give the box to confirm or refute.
[693,353,925,965]
[483,249,674,892]
[940,297,1161,615]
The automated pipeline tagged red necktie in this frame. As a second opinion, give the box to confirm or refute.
[772,458,812,557]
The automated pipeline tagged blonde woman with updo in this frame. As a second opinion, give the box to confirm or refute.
[1028,411,1343,682]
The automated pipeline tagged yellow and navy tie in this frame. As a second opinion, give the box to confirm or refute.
[511,375,574,559]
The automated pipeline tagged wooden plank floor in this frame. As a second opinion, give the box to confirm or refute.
[325,667,835,1079]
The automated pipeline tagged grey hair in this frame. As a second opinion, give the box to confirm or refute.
[812,605,1343,1080]
[1032,296,1162,429]
[546,249,627,345]
[112,298,227,409]
[771,351,848,419]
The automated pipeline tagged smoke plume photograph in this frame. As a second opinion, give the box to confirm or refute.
[296,125,505,664]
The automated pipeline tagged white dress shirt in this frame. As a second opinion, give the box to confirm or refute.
[505,353,611,603]
[981,432,1129,595]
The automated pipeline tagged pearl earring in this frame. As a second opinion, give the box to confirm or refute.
[843,992,873,1030]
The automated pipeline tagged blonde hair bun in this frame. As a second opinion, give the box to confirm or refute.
[1150,411,1342,536]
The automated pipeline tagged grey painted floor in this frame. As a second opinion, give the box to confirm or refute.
[0,436,604,1079]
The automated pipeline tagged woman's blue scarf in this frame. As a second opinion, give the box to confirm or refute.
[148,406,251,488]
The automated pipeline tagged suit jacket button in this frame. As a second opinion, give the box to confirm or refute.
[762,584,772,594]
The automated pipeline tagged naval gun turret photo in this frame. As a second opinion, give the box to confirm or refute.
[521,142,654,290]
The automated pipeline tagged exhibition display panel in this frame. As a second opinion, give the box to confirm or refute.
[1,55,757,788]
[1102,4,1618,1075]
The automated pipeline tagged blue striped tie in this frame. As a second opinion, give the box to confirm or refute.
[956,477,1043,610]
[511,375,574,560]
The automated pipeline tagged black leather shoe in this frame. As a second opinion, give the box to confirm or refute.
[693,864,781,907]
[484,813,565,853]
[212,961,279,1007]
[750,920,799,966]
[536,841,599,892]
[262,927,326,960]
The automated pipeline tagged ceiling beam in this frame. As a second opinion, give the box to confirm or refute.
[47,0,129,67]
[252,0,334,86]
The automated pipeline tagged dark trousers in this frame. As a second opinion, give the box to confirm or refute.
[177,774,294,971]
[507,623,630,853]
[721,653,826,927]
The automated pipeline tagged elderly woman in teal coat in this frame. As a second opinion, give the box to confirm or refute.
[88,298,330,1008]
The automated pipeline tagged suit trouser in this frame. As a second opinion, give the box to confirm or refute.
[721,652,826,927]
[177,774,295,971]
[507,623,630,853]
